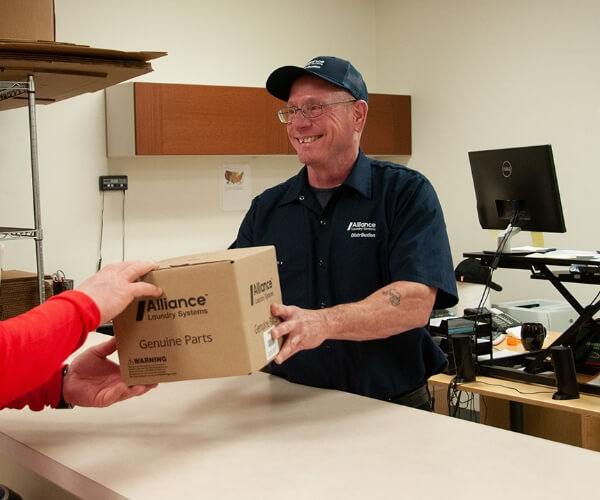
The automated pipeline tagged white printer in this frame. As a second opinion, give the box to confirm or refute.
[493,299,577,333]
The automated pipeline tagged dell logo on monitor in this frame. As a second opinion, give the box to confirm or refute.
[501,160,512,178]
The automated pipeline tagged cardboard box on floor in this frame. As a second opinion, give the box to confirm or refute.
[0,0,55,42]
[113,246,282,385]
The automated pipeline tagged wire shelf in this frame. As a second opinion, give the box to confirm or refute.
[0,81,29,102]
[0,226,38,240]
[1,76,46,302]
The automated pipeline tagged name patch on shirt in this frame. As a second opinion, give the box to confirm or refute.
[346,221,377,238]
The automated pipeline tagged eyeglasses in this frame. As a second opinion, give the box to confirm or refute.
[277,99,357,124]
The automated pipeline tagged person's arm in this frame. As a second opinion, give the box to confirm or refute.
[3,365,65,411]
[270,280,437,364]
[3,337,158,411]
[0,291,100,408]
[0,260,162,410]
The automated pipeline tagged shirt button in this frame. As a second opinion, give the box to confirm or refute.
[318,259,324,267]
[319,301,326,308]
[320,220,327,226]
[299,195,305,201]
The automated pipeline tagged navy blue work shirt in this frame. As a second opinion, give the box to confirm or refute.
[233,150,458,401]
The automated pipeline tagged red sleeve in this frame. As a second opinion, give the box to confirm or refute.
[3,365,64,411]
[0,290,101,409]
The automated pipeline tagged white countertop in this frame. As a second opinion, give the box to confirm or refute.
[2,335,600,499]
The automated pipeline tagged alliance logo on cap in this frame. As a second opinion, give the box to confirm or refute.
[304,59,325,70]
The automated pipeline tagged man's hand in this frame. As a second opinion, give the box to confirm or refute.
[62,337,157,407]
[270,303,330,364]
[77,261,163,324]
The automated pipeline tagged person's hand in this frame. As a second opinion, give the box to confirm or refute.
[62,337,157,407]
[77,260,163,324]
[270,303,329,364]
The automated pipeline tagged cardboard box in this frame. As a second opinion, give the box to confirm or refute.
[113,246,282,384]
[0,0,55,42]
[0,270,53,320]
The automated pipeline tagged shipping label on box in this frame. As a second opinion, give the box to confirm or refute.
[113,246,282,384]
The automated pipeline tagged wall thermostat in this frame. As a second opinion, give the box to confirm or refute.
[99,175,128,191]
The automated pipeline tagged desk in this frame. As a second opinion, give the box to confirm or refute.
[2,337,600,498]
[464,250,600,322]
[429,333,600,451]
[465,250,600,386]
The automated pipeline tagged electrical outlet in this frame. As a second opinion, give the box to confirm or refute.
[99,175,128,191]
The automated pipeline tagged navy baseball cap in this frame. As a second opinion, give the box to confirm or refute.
[266,56,369,103]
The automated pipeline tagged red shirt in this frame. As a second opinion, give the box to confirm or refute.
[0,290,100,410]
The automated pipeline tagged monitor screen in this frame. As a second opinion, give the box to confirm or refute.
[468,144,566,233]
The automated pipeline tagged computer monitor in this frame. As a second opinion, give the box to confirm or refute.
[468,144,566,252]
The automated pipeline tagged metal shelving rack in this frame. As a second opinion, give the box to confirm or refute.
[0,75,46,302]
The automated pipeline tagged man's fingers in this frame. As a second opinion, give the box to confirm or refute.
[271,318,293,338]
[270,303,283,316]
[271,303,294,319]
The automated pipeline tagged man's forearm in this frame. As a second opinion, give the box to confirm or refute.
[270,281,437,364]
[324,281,436,341]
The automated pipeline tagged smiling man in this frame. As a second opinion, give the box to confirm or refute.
[232,56,458,410]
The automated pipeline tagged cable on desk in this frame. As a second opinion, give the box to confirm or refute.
[476,379,555,396]
[491,207,521,269]
[446,376,477,422]
[479,379,556,422]
[447,377,554,425]
[447,209,523,423]
[466,211,520,341]
[480,394,488,424]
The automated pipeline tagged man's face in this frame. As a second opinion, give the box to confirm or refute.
[286,76,358,169]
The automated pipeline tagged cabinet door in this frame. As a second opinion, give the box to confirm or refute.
[106,82,411,156]
[361,93,411,155]
[134,83,290,155]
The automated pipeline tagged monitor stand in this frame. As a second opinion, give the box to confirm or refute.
[482,225,525,255]
[496,225,521,253]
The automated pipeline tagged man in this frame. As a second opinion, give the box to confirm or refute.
[1,260,163,410]
[233,56,457,410]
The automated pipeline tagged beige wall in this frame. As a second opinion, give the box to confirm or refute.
[1,0,598,308]
[376,0,600,306]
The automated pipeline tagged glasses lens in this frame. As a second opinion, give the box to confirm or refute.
[277,109,292,123]
[303,104,323,118]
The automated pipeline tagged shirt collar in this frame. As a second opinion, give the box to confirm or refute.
[280,167,310,206]
[341,149,372,199]
[280,149,372,205]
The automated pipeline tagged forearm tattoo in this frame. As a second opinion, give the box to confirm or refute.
[382,289,401,307]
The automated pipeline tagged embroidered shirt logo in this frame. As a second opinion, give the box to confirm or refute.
[346,221,377,238]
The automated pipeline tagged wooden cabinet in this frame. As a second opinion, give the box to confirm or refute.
[106,82,411,156]
[361,93,411,155]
